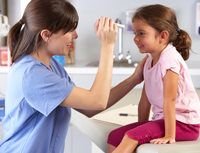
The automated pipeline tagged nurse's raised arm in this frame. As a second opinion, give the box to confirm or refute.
[60,17,118,110]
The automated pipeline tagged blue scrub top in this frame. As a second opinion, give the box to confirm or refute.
[0,55,75,153]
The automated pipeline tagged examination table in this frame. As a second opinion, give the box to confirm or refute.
[70,88,200,153]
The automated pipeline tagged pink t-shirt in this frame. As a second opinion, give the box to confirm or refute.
[144,44,200,124]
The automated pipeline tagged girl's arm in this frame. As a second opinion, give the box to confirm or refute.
[150,69,178,144]
[75,55,149,117]
[138,84,151,122]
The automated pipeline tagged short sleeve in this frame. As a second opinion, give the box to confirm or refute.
[160,53,180,77]
[22,64,74,116]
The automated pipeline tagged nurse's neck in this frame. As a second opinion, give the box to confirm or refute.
[30,50,53,71]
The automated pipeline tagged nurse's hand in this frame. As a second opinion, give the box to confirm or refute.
[94,17,118,46]
[132,54,149,84]
[61,17,117,114]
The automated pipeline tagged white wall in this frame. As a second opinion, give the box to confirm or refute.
[7,0,30,26]
[70,0,200,65]
[7,0,200,65]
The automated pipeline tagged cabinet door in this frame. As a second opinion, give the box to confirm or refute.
[70,74,143,90]
[111,75,130,88]
[72,74,95,90]
[64,124,92,153]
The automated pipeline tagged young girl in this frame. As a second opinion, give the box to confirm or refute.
[0,0,148,152]
[107,4,200,153]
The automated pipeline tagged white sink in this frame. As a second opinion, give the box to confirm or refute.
[86,61,139,67]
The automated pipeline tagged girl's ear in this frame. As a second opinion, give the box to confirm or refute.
[40,29,51,42]
[160,30,169,43]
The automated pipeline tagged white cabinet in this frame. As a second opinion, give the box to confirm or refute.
[64,124,92,153]
[66,66,143,90]
[70,74,95,90]
[71,73,143,90]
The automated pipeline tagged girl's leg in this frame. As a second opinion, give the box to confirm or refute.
[108,119,200,153]
[112,135,138,153]
[107,144,116,153]
[175,121,200,141]
[111,119,166,153]
[107,121,149,153]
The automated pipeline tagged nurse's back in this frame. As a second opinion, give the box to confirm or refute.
[0,55,71,153]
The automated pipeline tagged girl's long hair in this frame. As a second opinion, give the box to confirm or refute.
[132,4,191,61]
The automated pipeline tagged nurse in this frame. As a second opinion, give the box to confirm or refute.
[0,0,147,152]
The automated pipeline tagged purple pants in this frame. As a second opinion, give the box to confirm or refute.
[107,119,200,147]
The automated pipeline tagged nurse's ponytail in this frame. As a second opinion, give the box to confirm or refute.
[8,19,38,63]
[8,21,23,63]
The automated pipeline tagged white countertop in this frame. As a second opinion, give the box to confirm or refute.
[0,60,136,74]
[0,60,200,75]
[62,60,200,75]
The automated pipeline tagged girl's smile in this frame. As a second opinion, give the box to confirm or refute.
[136,44,144,49]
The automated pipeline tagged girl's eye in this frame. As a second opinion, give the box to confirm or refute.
[133,31,145,35]
[140,32,145,35]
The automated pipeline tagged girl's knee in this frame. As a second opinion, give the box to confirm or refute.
[107,130,122,147]
[123,134,139,145]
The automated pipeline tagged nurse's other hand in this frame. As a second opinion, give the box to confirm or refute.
[94,17,118,45]
[132,54,149,84]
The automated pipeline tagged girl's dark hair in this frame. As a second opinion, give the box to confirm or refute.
[132,4,191,61]
[8,0,79,63]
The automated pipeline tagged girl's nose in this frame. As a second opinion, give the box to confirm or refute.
[134,35,139,42]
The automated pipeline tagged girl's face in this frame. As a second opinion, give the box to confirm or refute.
[47,29,78,56]
[132,19,162,55]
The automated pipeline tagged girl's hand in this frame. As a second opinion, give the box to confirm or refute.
[94,17,118,46]
[150,137,175,144]
[132,54,149,84]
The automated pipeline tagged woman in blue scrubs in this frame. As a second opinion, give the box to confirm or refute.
[0,0,147,152]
